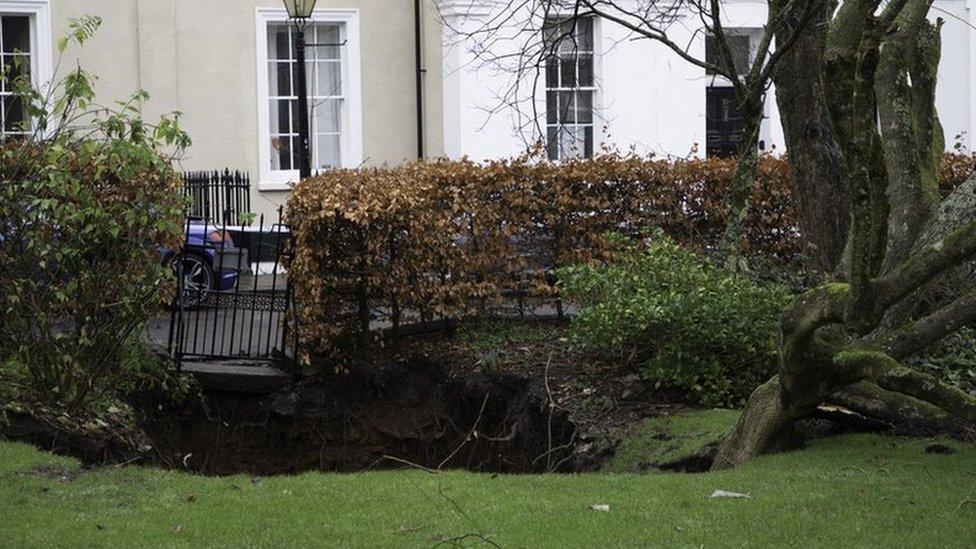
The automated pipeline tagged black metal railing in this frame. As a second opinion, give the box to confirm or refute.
[167,209,297,367]
[181,169,251,227]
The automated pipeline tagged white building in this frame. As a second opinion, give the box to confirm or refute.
[440,0,976,161]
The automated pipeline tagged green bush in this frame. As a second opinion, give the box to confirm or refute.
[0,17,190,414]
[558,234,791,407]
[913,327,976,399]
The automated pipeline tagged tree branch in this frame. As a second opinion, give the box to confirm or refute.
[875,220,976,309]
[878,290,976,359]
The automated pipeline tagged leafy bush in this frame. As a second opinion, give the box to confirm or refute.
[913,327,976,399]
[0,18,190,413]
[558,234,791,407]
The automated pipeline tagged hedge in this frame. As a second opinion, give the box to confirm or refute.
[287,152,976,364]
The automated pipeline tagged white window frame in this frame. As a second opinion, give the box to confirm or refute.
[0,0,53,136]
[255,8,363,191]
[540,15,600,161]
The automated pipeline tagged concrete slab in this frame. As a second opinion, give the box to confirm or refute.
[181,360,292,394]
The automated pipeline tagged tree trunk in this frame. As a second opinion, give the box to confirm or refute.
[774,0,849,272]
[720,97,765,266]
[712,377,802,469]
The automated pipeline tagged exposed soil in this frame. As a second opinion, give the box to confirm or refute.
[2,318,688,476]
[142,359,586,476]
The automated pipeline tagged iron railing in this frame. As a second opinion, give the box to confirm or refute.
[181,169,252,227]
[167,209,297,367]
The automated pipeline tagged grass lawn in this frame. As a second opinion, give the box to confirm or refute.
[2,434,976,548]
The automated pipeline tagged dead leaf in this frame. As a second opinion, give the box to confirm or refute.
[710,490,751,499]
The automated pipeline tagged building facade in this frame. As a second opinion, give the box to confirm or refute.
[1,0,444,218]
[2,0,974,218]
[441,0,976,162]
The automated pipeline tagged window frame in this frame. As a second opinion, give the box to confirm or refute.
[255,8,362,191]
[0,0,52,139]
[542,15,598,161]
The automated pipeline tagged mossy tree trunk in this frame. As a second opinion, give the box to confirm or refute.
[772,0,850,272]
[714,0,976,469]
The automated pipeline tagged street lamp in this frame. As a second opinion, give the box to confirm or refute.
[283,0,318,180]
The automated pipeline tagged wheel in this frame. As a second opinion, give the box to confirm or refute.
[171,252,215,309]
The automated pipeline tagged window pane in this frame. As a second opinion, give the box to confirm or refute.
[314,24,341,60]
[316,134,341,169]
[574,91,592,124]
[544,56,558,87]
[269,61,291,97]
[313,98,341,134]
[584,126,593,157]
[315,61,341,96]
[546,91,557,124]
[558,91,574,123]
[560,57,576,88]
[558,23,579,54]
[705,35,717,74]
[1,16,30,54]
[576,18,593,50]
[546,126,558,160]
[729,35,751,74]
[542,20,560,49]
[269,25,290,61]
[578,54,593,87]
[271,99,291,134]
[271,136,292,170]
[557,126,584,159]
[2,54,29,91]
[3,94,24,132]
[705,33,751,75]
[291,100,303,133]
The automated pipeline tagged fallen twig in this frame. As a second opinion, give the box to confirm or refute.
[378,455,440,475]
[438,392,490,471]
[431,532,501,548]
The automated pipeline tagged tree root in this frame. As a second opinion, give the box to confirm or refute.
[712,377,802,470]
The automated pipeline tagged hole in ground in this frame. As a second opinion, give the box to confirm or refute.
[142,360,584,476]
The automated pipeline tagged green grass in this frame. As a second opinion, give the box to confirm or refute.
[2,435,976,548]
[603,409,740,473]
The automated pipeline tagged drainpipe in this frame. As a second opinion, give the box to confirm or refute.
[414,0,425,158]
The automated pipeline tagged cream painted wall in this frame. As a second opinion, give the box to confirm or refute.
[49,0,444,218]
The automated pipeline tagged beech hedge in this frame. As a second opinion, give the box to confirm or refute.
[287,152,976,365]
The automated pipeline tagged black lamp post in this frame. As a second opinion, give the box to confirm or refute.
[283,0,318,180]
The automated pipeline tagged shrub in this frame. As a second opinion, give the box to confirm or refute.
[912,327,976,399]
[558,234,791,407]
[287,150,974,366]
[0,17,190,413]
[288,153,800,363]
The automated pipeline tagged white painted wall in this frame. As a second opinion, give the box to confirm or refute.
[440,0,975,161]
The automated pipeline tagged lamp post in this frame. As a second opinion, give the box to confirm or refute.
[283,0,318,180]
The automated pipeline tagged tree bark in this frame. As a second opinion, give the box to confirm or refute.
[774,0,849,272]
[828,382,973,437]
[719,97,765,267]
